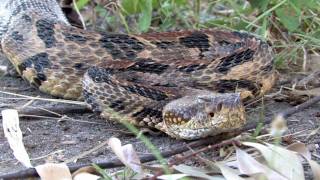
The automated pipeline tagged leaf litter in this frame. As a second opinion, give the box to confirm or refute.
[2,108,320,179]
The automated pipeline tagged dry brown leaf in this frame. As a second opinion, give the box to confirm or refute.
[108,137,142,173]
[35,163,72,180]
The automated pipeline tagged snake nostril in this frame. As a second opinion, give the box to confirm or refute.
[208,112,215,117]
[217,103,223,111]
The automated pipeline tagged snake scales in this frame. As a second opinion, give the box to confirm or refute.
[0,0,276,139]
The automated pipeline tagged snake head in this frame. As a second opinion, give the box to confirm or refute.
[162,92,246,140]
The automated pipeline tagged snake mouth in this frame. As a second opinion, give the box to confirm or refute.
[162,92,246,140]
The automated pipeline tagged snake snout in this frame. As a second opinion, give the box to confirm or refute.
[162,92,246,139]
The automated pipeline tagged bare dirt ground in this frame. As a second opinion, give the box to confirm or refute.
[0,59,319,177]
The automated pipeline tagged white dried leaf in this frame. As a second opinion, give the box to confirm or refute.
[2,109,32,167]
[73,172,101,180]
[308,159,320,180]
[72,166,102,180]
[243,142,304,180]
[236,147,287,180]
[173,164,217,180]
[35,163,72,180]
[287,142,320,180]
[157,173,189,180]
[108,137,142,173]
[215,162,245,180]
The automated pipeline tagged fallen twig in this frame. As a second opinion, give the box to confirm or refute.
[0,105,91,118]
[65,140,109,164]
[275,96,320,119]
[0,90,86,105]
[1,96,319,179]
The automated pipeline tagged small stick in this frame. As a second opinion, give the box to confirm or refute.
[302,46,307,72]
[0,105,91,118]
[0,90,85,105]
[275,96,320,119]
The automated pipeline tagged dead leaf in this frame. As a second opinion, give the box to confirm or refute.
[287,142,320,180]
[236,147,287,180]
[287,142,311,160]
[243,142,305,180]
[2,109,32,167]
[72,166,100,179]
[307,159,320,180]
[108,137,142,173]
[157,174,189,180]
[173,164,217,180]
[35,163,72,180]
[73,172,101,180]
[215,162,244,180]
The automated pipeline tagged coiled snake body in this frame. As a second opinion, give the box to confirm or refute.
[0,0,276,139]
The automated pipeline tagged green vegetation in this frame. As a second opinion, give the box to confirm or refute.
[76,0,320,69]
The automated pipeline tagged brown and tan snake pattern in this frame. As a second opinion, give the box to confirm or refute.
[0,0,277,139]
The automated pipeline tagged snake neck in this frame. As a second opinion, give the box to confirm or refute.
[0,0,69,44]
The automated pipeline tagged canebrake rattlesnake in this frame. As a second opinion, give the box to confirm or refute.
[0,0,277,139]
